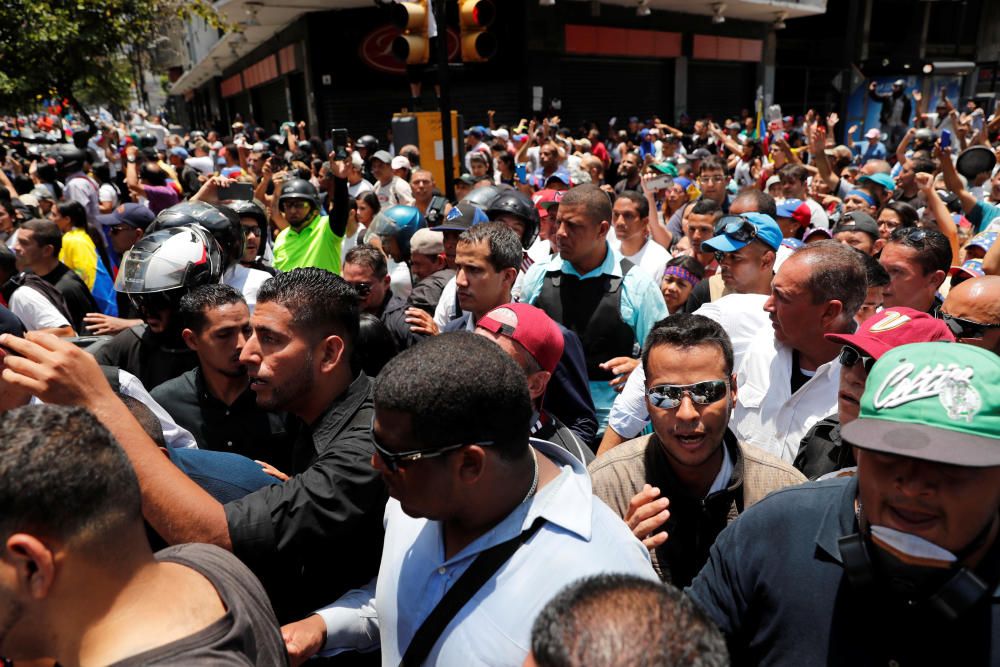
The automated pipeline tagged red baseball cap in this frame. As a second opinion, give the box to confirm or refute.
[477,303,564,374]
[825,307,955,359]
[532,188,564,219]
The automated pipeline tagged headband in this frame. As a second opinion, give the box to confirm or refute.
[663,264,701,286]
[847,189,877,207]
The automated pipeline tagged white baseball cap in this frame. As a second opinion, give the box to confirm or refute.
[391,155,411,170]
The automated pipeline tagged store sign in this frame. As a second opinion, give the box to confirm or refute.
[359,25,460,75]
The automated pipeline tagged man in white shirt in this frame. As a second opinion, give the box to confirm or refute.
[607,191,670,285]
[371,150,414,208]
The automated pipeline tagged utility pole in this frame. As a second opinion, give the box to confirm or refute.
[434,0,455,201]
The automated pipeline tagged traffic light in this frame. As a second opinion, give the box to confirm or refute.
[459,0,496,63]
[390,0,430,65]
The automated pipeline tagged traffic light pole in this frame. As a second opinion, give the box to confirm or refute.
[434,0,456,202]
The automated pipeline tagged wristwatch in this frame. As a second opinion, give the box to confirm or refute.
[127,155,137,164]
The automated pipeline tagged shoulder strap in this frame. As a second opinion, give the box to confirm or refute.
[400,517,546,666]
[99,365,121,393]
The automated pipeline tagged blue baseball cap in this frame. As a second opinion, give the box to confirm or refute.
[701,212,783,253]
[858,172,895,192]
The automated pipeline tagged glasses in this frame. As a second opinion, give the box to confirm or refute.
[282,201,309,210]
[241,225,261,237]
[109,224,134,235]
[943,313,1000,340]
[647,379,729,409]
[370,418,495,472]
[350,282,373,297]
[129,290,181,314]
[839,346,876,374]
[715,215,759,243]
[698,175,727,184]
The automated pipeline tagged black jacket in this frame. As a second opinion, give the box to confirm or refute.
[869,88,912,126]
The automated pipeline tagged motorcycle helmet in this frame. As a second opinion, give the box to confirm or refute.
[139,132,158,149]
[148,201,245,266]
[277,178,321,217]
[364,205,426,261]
[44,144,88,174]
[486,190,540,249]
[356,134,379,156]
[461,184,505,211]
[225,199,269,259]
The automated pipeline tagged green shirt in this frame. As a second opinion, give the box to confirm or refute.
[272,213,343,275]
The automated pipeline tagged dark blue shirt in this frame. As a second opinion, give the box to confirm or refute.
[687,477,1000,666]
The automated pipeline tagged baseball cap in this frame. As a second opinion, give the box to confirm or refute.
[97,202,156,229]
[765,174,783,190]
[477,303,564,374]
[833,210,880,239]
[948,258,985,280]
[858,173,895,193]
[169,146,190,159]
[702,212,783,253]
[437,202,489,232]
[965,231,997,254]
[691,148,713,161]
[651,161,678,177]
[864,128,881,140]
[826,307,955,360]
[893,79,906,87]
[391,155,411,171]
[409,228,444,255]
[371,150,393,165]
[775,199,812,228]
[803,225,833,241]
[841,342,1000,466]
[533,188,564,219]
[29,187,55,202]
[493,128,510,142]
[465,125,488,138]
[545,169,571,187]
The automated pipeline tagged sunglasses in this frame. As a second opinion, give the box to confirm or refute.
[715,216,760,244]
[647,379,729,409]
[839,345,876,374]
[241,225,261,237]
[943,313,1000,340]
[129,290,181,314]
[109,224,135,235]
[350,282,373,297]
[371,418,495,472]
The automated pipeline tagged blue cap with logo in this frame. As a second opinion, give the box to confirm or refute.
[701,212,783,253]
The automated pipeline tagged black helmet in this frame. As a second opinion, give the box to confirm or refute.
[278,178,321,213]
[45,144,88,174]
[461,184,505,211]
[486,191,539,249]
[148,201,246,266]
[356,134,379,154]
[139,132,158,149]
[225,199,269,259]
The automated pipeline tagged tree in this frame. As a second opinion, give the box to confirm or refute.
[0,0,227,124]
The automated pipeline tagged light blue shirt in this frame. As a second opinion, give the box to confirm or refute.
[318,439,656,665]
[518,241,669,427]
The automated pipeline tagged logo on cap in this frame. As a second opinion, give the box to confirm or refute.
[939,376,982,422]
[873,361,978,422]
[868,311,911,333]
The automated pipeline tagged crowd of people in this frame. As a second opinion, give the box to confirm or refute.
[0,88,999,666]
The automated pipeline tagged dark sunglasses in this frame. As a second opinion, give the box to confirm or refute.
[109,224,135,235]
[647,379,729,409]
[839,345,876,374]
[370,418,495,472]
[715,215,759,243]
[943,313,1000,340]
[241,225,261,237]
[350,282,373,297]
[129,290,181,314]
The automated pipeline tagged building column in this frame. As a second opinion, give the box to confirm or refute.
[674,56,688,121]
[761,30,776,108]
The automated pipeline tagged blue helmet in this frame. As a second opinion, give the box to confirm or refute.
[365,205,426,260]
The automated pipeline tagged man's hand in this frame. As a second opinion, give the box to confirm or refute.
[869,81,877,92]
[0,332,116,408]
[600,356,640,392]
[847,124,858,137]
[83,313,143,336]
[624,484,670,550]
[281,614,327,667]
[826,112,839,129]
[912,89,922,103]
[405,308,439,336]
[914,171,935,193]
[327,152,350,179]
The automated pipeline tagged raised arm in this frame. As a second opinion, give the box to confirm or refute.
[935,142,978,215]
[916,172,959,263]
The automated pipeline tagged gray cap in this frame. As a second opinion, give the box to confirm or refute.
[833,210,880,239]
[409,228,444,255]
[371,150,393,165]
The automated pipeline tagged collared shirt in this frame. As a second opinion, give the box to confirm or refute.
[223,373,386,622]
[272,213,343,275]
[687,476,1000,666]
[731,329,841,462]
[150,366,294,471]
[317,438,657,664]
[222,263,271,313]
[519,242,668,425]
[607,293,770,440]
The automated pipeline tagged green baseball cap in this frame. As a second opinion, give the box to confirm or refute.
[842,342,1000,467]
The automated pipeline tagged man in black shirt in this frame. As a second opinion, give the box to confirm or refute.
[13,218,98,332]
[343,245,422,351]
[151,284,294,472]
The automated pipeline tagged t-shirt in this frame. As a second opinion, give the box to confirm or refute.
[272,213,344,275]
[373,176,414,208]
[347,178,374,199]
[108,543,288,666]
[8,285,70,331]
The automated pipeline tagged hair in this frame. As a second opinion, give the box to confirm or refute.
[857,249,890,288]
[664,254,706,281]
[530,574,729,667]
[559,183,613,226]
[118,394,166,447]
[457,221,522,272]
[373,332,531,460]
[883,200,918,229]
[496,152,515,172]
[615,190,649,218]
[887,227,952,275]
[139,161,168,186]
[0,245,16,276]
[909,156,937,175]
[778,163,810,184]
[698,155,728,176]
[690,198,722,219]
[344,244,389,280]
[358,191,381,217]
[179,283,246,332]
[732,188,777,218]
[21,218,62,255]
[357,313,398,377]
[791,240,868,321]
[256,268,360,353]
[56,201,88,229]
[0,405,142,548]
[642,313,734,377]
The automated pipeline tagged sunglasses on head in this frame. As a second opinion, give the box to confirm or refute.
[839,345,876,374]
[715,215,759,244]
[370,417,495,472]
[943,313,1000,340]
[646,379,729,409]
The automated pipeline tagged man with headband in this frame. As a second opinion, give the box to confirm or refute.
[688,342,1000,664]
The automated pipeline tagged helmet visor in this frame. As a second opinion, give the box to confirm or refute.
[114,234,210,294]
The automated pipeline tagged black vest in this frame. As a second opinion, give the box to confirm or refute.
[535,258,637,381]
[1,273,75,326]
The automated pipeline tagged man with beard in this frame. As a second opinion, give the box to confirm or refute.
[151,285,295,472]
[614,152,643,195]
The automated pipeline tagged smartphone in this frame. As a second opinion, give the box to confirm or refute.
[331,128,348,160]
[647,175,673,191]
[940,129,952,149]
[515,163,527,182]
[217,182,254,201]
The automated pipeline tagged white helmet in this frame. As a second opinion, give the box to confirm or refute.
[115,225,223,295]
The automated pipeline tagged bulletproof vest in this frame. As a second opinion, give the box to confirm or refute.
[535,258,636,381]
[2,273,75,327]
